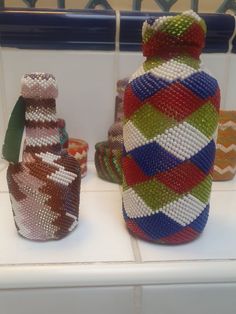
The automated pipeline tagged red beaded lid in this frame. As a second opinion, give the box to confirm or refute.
[142,10,206,59]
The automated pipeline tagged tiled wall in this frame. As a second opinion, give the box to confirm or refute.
[1,284,236,314]
[2,0,236,14]
[1,10,236,314]
[0,286,135,314]
[0,10,235,160]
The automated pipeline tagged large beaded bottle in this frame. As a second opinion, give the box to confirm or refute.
[5,73,81,241]
[122,11,220,244]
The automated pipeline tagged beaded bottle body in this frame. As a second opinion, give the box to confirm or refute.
[6,73,80,241]
[122,11,220,244]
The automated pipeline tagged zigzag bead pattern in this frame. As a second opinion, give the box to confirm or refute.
[67,138,89,178]
[122,10,220,244]
[213,110,236,181]
[6,73,81,241]
[95,141,122,184]
[21,73,58,99]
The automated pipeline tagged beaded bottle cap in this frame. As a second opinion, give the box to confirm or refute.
[122,11,220,244]
[4,73,81,241]
[21,73,58,99]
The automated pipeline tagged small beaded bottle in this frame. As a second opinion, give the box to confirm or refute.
[122,11,220,244]
[94,78,128,184]
[3,73,81,241]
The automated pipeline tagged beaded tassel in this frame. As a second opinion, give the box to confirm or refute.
[5,73,81,241]
[122,11,220,244]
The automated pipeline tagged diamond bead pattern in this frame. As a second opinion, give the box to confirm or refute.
[122,11,220,244]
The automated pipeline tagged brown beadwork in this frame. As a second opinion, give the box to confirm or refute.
[6,73,81,241]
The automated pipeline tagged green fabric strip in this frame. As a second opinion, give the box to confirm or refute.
[2,96,25,164]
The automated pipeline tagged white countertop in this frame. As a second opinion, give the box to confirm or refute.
[0,162,236,290]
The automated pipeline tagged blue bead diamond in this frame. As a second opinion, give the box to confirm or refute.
[181,72,218,99]
[131,73,169,101]
[188,204,209,233]
[134,212,183,240]
[190,140,215,174]
[129,142,182,176]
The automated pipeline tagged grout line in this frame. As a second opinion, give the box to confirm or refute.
[1,257,236,268]
[115,10,120,53]
[119,183,142,264]
[227,16,236,54]
[114,10,121,83]
[130,235,142,263]
[0,47,8,150]
[133,285,142,314]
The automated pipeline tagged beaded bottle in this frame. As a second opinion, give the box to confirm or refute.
[94,78,128,184]
[3,73,81,241]
[122,11,220,244]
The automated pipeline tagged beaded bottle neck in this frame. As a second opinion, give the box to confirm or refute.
[142,11,206,63]
[21,73,61,159]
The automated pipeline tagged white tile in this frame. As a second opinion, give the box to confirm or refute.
[212,175,236,191]
[82,162,120,192]
[1,48,117,161]
[0,164,7,192]
[224,54,236,110]
[118,51,144,79]
[0,286,134,314]
[138,190,236,261]
[0,48,7,154]
[201,54,228,109]
[0,159,7,172]
[142,284,236,314]
[0,191,134,264]
[0,99,5,152]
